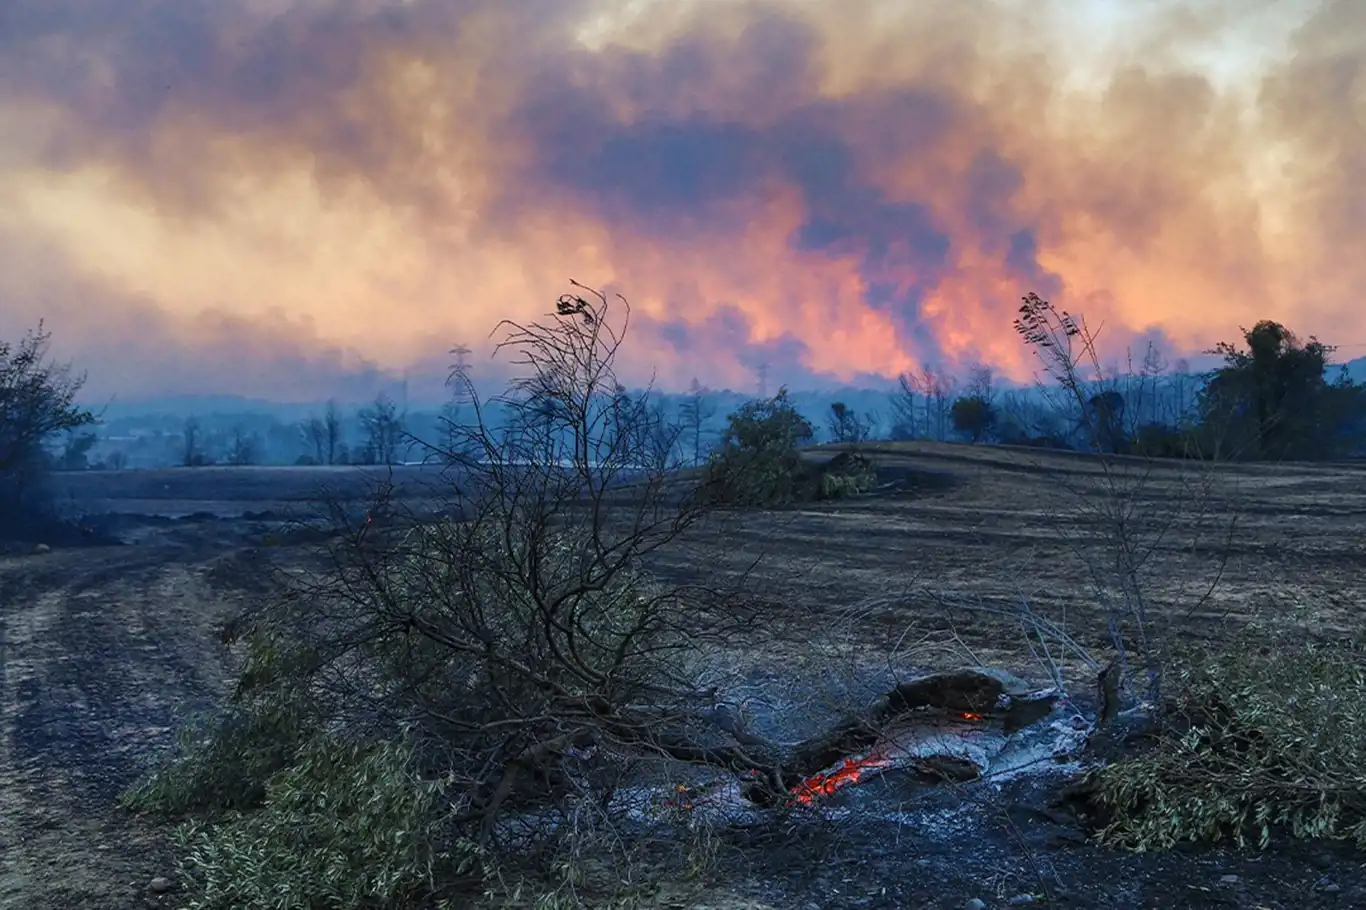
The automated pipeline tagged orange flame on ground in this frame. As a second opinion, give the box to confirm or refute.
[790,754,896,804]
[664,783,700,811]
[789,712,989,803]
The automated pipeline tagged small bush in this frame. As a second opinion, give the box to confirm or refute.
[1130,422,1204,459]
[702,388,815,506]
[817,452,877,499]
[702,394,883,506]
[120,635,319,815]
[1087,624,1366,851]
[171,734,464,910]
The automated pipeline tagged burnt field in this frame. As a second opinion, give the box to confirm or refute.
[3,443,1366,909]
[48,463,455,519]
[658,443,1366,664]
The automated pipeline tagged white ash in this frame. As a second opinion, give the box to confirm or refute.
[493,699,1092,844]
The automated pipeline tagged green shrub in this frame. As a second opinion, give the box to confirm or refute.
[816,452,877,500]
[701,393,882,505]
[702,388,814,506]
[1087,626,1366,851]
[171,734,467,910]
[1131,422,1205,459]
[120,637,318,815]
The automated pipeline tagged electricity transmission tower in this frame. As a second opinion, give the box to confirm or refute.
[447,344,473,404]
[757,362,770,399]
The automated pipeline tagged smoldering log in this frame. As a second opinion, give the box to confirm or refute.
[484,668,1064,818]
[654,667,1062,804]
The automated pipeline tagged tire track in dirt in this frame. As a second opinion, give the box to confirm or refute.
[0,543,240,910]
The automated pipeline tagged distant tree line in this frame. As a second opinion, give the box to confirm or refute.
[5,304,1365,501]
[883,310,1366,462]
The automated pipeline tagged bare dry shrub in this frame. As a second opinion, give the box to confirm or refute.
[126,285,767,907]
[1010,294,1366,856]
[1012,293,1235,709]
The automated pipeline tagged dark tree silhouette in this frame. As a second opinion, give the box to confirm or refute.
[357,394,406,465]
[0,322,95,537]
[827,401,873,444]
[679,377,716,466]
[1084,390,1127,454]
[1202,321,1366,460]
[950,395,996,443]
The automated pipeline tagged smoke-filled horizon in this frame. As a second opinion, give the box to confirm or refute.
[2,0,1362,401]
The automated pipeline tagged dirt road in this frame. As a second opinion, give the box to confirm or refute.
[0,531,244,910]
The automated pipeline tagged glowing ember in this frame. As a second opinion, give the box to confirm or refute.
[664,783,696,810]
[790,753,896,804]
[789,711,992,804]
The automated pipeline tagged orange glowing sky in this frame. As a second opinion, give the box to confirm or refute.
[0,0,1362,401]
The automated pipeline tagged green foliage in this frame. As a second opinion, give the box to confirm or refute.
[129,286,727,910]
[171,735,463,910]
[1131,422,1203,459]
[368,521,688,721]
[126,523,681,908]
[0,322,94,470]
[1015,294,1366,462]
[817,451,877,499]
[1088,626,1366,852]
[701,391,882,504]
[718,387,814,453]
[950,395,996,443]
[120,635,320,815]
[819,472,869,499]
[702,388,815,506]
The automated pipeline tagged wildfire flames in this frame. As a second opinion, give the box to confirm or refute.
[790,711,987,804]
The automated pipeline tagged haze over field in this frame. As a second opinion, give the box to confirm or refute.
[2,0,1363,402]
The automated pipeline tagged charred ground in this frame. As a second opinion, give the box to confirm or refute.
[1,444,1364,908]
